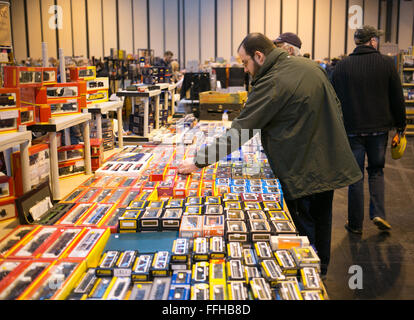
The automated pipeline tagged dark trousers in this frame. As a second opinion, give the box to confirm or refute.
[286,190,334,274]
[347,133,388,230]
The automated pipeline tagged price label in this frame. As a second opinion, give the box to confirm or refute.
[114,268,131,277]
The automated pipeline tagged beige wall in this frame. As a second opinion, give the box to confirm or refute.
[9,0,414,66]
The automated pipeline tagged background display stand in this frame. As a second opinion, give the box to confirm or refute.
[0,129,31,194]
[28,113,92,201]
[153,83,178,118]
[116,89,161,143]
[86,99,124,149]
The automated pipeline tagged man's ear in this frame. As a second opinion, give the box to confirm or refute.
[254,51,266,65]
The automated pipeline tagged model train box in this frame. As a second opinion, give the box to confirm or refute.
[69,66,96,81]
[62,227,111,268]
[0,88,20,109]
[0,260,53,300]
[3,66,43,88]
[0,108,20,133]
[22,260,87,300]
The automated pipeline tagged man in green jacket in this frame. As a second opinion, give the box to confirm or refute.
[179,33,362,275]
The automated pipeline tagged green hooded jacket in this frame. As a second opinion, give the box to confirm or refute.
[195,48,362,200]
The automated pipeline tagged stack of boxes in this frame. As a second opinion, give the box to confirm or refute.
[2,66,86,124]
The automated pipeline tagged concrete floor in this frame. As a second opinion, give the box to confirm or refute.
[324,134,414,300]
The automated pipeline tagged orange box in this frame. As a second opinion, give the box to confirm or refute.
[173,178,189,199]
[157,176,176,198]
[0,260,53,300]
[0,225,39,259]
[19,105,36,126]
[91,138,104,157]
[0,108,20,133]
[58,159,86,178]
[21,259,87,300]
[37,227,86,261]
[3,66,43,88]
[55,203,97,226]
[5,226,62,260]
[42,67,58,85]
[33,82,85,104]
[0,197,17,222]
[0,88,20,108]
[69,66,96,81]
[62,227,111,268]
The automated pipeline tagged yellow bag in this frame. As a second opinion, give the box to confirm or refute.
[391,134,407,160]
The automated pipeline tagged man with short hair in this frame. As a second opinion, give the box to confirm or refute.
[273,32,302,56]
[331,25,406,234]
[156,51,174,69]
[179,33,362,275]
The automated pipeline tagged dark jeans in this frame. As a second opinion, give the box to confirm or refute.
[347,133,388,230]
[286,190,334,275]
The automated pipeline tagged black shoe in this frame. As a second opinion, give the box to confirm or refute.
[344,223,362,235]
[373,217,392,231]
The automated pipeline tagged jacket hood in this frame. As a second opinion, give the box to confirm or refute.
[251,48,288,85]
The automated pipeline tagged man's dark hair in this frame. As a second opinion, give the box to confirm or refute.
[164,51,173,57]
[238,33,275,58]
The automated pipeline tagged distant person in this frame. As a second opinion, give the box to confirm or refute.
[303,53,311,59]
[155,51,174,69]
[331,25,406,234]
[273,32,302,56]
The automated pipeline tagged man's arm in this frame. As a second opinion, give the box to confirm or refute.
[191,76,288,169]
[387,58,406,132]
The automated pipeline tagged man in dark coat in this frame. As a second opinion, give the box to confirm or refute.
[179,33,361,275]
[331,25,406,234]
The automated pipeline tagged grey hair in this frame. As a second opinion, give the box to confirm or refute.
[280,42,301,56]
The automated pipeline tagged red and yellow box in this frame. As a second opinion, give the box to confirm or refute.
[0,107,20,133]
[173,177,189,199]
[32,82,86,104]
[62,227,111,268]
[0,259,54,300]
[91,138,104,157]
[58,144,84,162]
[42,67,58,85]
[75,203,115,227]
[58,159,86,179]
[69,66,96,81]
[157,176,176,198]
[0,197,17,222]
[37,227,86,261]
[5,226,63,260]
[20,259,87,300]
[19,105,36,126]
[0,225,39,259]
[86,89,109,105]
[0,88,20,108]
[3,66,43,88]
[55,203,97,226]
